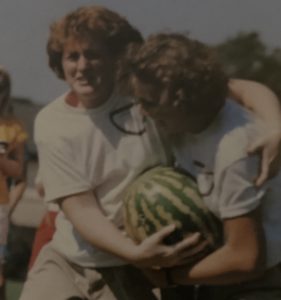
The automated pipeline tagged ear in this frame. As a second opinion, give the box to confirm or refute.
[129,74,140,95]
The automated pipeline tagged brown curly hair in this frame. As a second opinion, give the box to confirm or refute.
[130,33,228,114]
[47,6,143,79]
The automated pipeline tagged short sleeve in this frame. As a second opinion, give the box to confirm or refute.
[36,140,92,203]
[218,155,266,219]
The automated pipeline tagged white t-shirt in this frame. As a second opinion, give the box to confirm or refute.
[34,92,170,267]
[173,99,281,268]
[34,170,59,213]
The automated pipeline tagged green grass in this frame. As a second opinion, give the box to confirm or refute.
[6,280,23,300]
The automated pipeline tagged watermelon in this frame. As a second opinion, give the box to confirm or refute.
[123,166,223,250]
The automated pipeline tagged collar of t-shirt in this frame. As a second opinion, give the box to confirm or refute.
[65,91,79,107]
[63,91,122,115]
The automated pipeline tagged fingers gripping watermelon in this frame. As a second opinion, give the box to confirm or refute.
[123,166,223,250]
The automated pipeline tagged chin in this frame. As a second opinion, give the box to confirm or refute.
[74,86,96,97]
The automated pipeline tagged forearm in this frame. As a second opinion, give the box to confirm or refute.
[0,156,23,178]
[229,79,281,128]
[61,192,138,262]
[171,211,265,286]
[172,243,264,286]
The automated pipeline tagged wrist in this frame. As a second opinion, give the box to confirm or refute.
[123,242,140,264]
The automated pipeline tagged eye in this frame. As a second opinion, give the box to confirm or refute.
[65,52,79,62]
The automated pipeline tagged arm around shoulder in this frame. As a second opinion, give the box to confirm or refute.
[228,79,281,127]
[229,79,281,185]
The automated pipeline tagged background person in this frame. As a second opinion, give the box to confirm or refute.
[0,67,28,299]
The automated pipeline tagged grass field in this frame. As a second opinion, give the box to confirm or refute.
[6,280,23,300]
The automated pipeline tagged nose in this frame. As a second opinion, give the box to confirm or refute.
[77,55,90,71]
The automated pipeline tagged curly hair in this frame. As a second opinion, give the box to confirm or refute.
[0,66,11,114]
[130,33,228,114]
[47,6,143,79]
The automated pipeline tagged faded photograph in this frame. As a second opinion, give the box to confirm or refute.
[0,1,281,299]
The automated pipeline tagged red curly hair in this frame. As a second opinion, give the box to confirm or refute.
[47,6,143,79]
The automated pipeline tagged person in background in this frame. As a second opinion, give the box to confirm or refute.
[129,33,281,300]
[0,67,28,299]
[8,145,29,219]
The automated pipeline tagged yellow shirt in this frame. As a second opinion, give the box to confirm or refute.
[0,118,28,204]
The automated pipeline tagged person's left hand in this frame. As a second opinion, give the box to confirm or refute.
[247,127,281,187]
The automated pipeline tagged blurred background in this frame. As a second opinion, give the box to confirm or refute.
[1,1,281,299]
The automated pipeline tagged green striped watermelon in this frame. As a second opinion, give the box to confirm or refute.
[123,166,222,250]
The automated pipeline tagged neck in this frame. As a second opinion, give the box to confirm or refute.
[67,89,114,109]
[77,95,106,109]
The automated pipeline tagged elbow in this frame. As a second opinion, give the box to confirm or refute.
[235,249,266,279]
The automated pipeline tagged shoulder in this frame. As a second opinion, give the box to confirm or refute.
[215,101,261,171]
[216,119,260,173]
[34,93,67,143]
[35,93,66,124]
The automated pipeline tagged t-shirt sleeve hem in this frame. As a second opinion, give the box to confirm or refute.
[45,184,92,203]
[220,200,261,219]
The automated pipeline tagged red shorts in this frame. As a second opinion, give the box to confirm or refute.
[28,211,58,269]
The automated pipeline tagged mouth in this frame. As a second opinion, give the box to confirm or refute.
[76,75,101,86]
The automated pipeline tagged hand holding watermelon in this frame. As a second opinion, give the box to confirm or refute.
[129,224,207,268]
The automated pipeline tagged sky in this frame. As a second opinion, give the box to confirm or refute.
[0,0,280,104]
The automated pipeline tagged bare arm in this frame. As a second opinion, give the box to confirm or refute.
[145,210,266,287]
[172,210,266,285]
[172,155,267,285]
[229,79,281,186]
[229,79,281,126]
[0,143,25,178]
[61,190,203,268]
[144,156,267,287]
